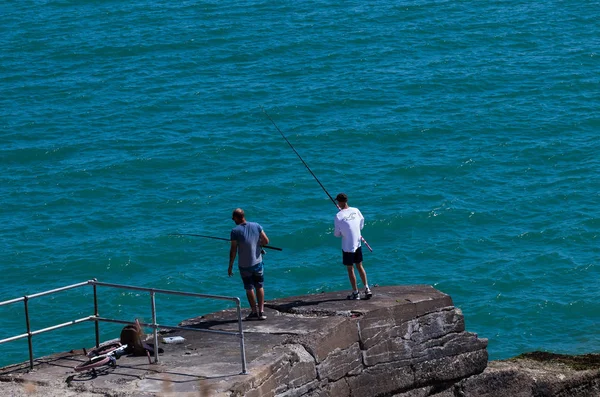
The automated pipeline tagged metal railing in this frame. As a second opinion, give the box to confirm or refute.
[0,279,247,374]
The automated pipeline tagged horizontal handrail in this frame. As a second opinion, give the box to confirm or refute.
[0,281,91,308]
[26,281,91,300]
[0,297,26,307]
[0,333,30,345]
[90,280,239,302]
[0,316,95,345]
[31,317,96,337]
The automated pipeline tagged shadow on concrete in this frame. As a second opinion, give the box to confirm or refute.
[266,298,349,313]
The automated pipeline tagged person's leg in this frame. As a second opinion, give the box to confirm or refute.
[245,289,257,313]
[356,261,372,298]
[342,251,358,290]
[355,262,368,288]
[256,287,265,313]
[251,263,266,318]
[343,250,360,299]
[240,268,260,319]
[346,265,358,291]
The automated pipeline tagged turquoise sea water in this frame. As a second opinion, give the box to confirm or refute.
[1,1,599,368]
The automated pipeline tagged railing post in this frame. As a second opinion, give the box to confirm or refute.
[150,290,159,363]
[23,296,34,370]
[93,281,100,347]
[235,298,247,374]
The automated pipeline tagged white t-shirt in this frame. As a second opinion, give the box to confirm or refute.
[334,207,364,252]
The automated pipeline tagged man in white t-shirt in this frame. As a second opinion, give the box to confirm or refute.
[334,193,372,300]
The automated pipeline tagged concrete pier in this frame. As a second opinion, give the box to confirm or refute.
[0,285,489,396]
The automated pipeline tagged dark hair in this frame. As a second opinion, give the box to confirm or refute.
[335,193,348,202]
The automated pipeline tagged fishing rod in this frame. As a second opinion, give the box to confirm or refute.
[261,107,373,252]
[169,233,283,251]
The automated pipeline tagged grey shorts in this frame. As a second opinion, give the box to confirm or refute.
[239,262,264,290]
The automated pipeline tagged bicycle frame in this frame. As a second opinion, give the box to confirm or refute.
[74,343,129,373]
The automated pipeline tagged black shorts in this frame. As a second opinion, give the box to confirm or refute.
[342,246,363,266]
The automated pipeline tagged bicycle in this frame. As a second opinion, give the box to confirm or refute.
[74,342,129,373]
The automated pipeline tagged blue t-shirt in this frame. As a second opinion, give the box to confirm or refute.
[230,222,263,268]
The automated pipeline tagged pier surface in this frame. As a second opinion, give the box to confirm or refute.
[1,285,488,396]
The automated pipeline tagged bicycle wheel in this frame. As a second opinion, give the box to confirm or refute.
[87,341,122,358]
[74,355,112,372]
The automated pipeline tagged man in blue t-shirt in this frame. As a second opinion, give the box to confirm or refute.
[229,208,270,320]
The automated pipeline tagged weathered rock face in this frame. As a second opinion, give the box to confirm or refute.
[385,353,600,397]
[445,352,600,397]
[224,285,489,396]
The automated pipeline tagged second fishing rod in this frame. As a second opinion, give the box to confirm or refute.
[262,108,373,252]
[169,233,283,251]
